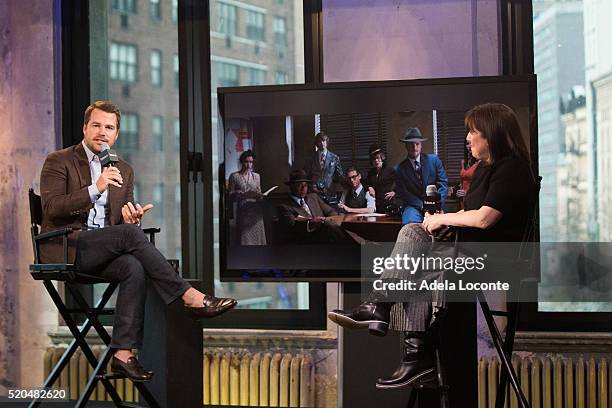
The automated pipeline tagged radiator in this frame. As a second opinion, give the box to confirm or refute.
[42,346,140,403]
[43,347,316,407]
[478,356,610,408]
[203,351,316,407]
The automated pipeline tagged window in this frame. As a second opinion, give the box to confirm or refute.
[174,118,180,151]
[531,1,612,313]
[246,10,265,42]
[112,0,136,14]
[173,54,179,88]
[323,113,388,172]
[247,68,265,85]
[150,49,162,88]
[152,115,164,152]
[273,16,287,50]
[152,183,165,225]
[73,0,180,314]
[218,3,237,36]
[217,62,239,87]
[208,2,320,326]
[175,184,181,220]
[171,0,178,23]
[109,42,137,82]
[115,112,139,150]
[275,71,288,84]
[321,0,501,81]
[150,0,161,20]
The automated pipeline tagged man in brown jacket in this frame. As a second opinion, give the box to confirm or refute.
[39,101,237,381]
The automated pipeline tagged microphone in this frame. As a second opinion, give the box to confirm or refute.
[98,143,119,167]
[423,184,441,215]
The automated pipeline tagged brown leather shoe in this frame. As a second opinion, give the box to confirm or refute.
[111,356,153,382]
[184,295,237,319]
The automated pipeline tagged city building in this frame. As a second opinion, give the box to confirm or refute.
[557,87,588,241]
[533,1,585,242]
[584,0,612,240]
[593,72,612,240]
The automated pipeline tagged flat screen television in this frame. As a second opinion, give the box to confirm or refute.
[218,75,537,281]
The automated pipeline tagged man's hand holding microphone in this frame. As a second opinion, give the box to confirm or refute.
[97,143,154,225]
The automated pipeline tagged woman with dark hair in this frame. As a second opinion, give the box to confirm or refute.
[328,103,538,389]
[228,150,266,245]
[365,144,397,213]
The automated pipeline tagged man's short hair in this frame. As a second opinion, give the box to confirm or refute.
[345,167,360,176]
[84,101,121,130]
[314,131,329,145]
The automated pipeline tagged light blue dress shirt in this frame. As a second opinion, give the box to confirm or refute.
[82,141,108,229]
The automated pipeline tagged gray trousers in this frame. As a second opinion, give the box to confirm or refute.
[76,224,192,349]
[369,223,445,332]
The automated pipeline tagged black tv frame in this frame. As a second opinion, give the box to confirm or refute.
[218,75,538,282]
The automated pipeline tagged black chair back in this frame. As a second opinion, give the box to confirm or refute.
[517,175,543,282]
[29,187,43,226]
[29,188,42,262]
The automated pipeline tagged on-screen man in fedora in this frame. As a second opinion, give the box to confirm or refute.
[394,127,448,224]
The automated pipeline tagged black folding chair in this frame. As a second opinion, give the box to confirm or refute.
[476,176,542,408]
[28,188,160,408]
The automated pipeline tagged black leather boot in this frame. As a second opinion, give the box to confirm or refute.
[375,332,436,389]
[327,302,391,336]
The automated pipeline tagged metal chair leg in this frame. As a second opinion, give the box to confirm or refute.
[67,283,161,408]
[434,348,449,408]
[133,382,162,408]
[31,282,118,402]
[30,281,127,408]
[495,302,520,408]
[66,283,113,344]
[478,291,530,408]
[75,346,124,407]
[406,389,418,408]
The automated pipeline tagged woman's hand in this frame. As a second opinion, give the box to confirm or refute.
[384,191,396,200]
[422,212,446,235]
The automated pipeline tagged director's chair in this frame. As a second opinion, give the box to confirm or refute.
[399,176,541,408]
[28,188,160,408]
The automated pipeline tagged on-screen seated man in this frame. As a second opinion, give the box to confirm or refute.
[338,167,376,214]
[276,169,358,244]
[39,101,237,382]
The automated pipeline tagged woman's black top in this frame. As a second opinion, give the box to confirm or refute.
[366,165,396,212]
[461,155,536,242]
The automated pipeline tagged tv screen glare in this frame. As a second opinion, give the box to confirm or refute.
[218,76,537,281]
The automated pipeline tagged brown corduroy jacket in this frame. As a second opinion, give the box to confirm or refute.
[39,143,134,263]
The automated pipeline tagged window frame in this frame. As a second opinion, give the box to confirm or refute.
[246,9,265,42]
[150,49,163,88]
[149,0,162,21]
[115,111,139,150]
[151,114,164,152]
[502,0,612,331]
[112,0,136,15]
[109,41,138,83]
[181,0,327,330]
[217,2,237,37]
[59,0,327,330]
